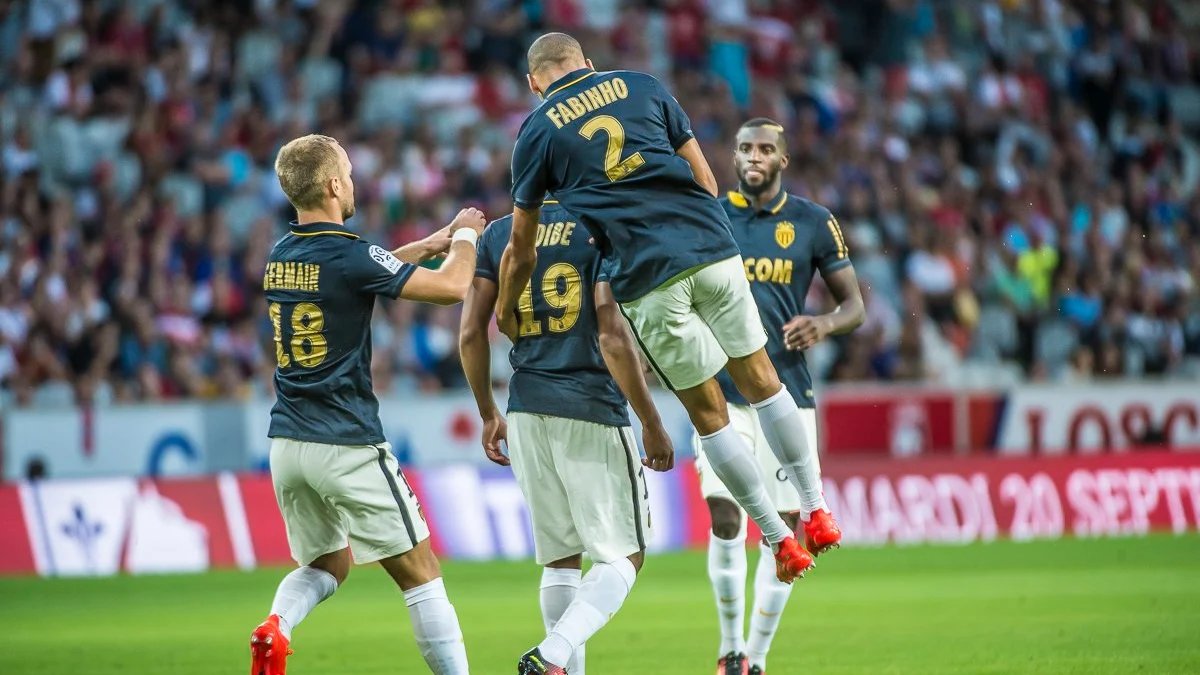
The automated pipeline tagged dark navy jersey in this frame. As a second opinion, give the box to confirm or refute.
[476,202,629,428]
[265,221,416,445]
[715,191,852,409]
[510,68,739,303]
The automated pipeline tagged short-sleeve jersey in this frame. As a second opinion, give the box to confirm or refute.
[510,68,740,302]
[264,221,416,445]
[476,202,629,427]
[715,191,853,409]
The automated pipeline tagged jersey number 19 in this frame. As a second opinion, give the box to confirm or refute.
[516,263,583,337]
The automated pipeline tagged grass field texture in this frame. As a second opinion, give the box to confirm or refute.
[1,535,1198,675]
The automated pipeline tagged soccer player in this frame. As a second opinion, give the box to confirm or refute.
[699,119,865,675]
[460,199,673,675]
[250,134,486,675]
[496,33,838,599]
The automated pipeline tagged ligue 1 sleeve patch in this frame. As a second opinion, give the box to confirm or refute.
[368,244,403,275]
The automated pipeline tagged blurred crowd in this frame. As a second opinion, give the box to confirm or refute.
[1,0,1199,408]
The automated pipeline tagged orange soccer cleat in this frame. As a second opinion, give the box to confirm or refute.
[249,615,293,675]
[772,536,814,583]
[716,651,749,675]
[803,509,842,556]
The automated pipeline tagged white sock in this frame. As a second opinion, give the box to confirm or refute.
[540,568,585,674]
[269,566,338,639]
[538,558,637,667]
[746,543,793,670]
[753,387,827,517]
[708,533,747,656]
[404,577,470,675]
[700,425,793,543]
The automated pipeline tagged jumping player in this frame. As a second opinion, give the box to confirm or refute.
[496,33,839,620]
[699,119,864,675]
[250,134,485,675]
[460,200,672,675]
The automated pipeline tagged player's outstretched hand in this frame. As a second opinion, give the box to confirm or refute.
[783,315,833,351]
[449,207,487,236]
[641,423,675,472]
[482,413,509,466]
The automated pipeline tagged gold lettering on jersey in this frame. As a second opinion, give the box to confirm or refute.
[775,221,795,249]
[263,262,321,292]
[743,257,793,285]
[534,221,577,248]
[544,78,632,129]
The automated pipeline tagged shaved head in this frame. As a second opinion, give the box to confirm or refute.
[739,117,788,154]
[526,32,586,76]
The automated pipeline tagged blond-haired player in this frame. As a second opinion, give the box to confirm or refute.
[249,134,485,675]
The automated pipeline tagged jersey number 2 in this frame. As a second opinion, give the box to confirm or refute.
[516,262,582,337]
[270,302,328,368]
[579,115,645,182]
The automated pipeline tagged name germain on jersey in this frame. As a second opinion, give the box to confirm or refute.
[743,257,793,285]
[544,77,631,129]
[263,261,321,292]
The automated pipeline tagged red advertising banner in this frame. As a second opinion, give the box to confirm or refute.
[820,451,1200,544]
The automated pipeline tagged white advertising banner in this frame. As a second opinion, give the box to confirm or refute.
[994,384,1200,455]
[4,405,209,480]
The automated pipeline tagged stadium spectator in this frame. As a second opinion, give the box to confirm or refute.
[0,0,1198,407]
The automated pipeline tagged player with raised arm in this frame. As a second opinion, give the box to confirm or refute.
[460,199,673,675]
[496,33,839,605]
[249,134,485,675]
[700,119,865,675]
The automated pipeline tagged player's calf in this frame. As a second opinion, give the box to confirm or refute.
[381,541,469,675]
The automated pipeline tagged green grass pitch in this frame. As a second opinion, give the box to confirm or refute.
[2,536,1198,674]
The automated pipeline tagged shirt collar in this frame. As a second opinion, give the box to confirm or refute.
[544,68,597,99]
[727,189,788,215]
[289,221,359,239]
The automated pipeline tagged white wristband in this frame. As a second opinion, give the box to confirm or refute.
[451,228,478,247]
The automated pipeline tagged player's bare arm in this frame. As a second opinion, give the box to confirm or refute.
[394,211,490,263]
[495,204,540,339]
[460,275,509,466]
[675,138,719,198]
[400,207,487,305]
[783,266,865,351]
[595,281,675,472]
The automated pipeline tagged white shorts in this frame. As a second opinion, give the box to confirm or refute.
[270,438,430,566]
[619,255,768,390]
[507,412,651,566]
[693,404,820,517]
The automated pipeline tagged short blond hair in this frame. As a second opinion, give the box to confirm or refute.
[275,134,342,211]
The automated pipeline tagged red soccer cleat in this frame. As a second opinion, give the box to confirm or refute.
[772,536,814,583]
[804,509,842,556]
[716,651,749,675]
[249,615,292,675]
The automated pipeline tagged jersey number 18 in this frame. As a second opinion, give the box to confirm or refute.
[269,302,328,368]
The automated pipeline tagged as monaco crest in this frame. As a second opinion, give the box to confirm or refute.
[775,221,795,249]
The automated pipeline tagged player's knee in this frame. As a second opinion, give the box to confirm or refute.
[726,350,781,403]
[379,539,443,591]
[545,554,584,570]
[708,498,743,540]
[677,380,731,435]
[308,548,351,585]
[627,550,645,574]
